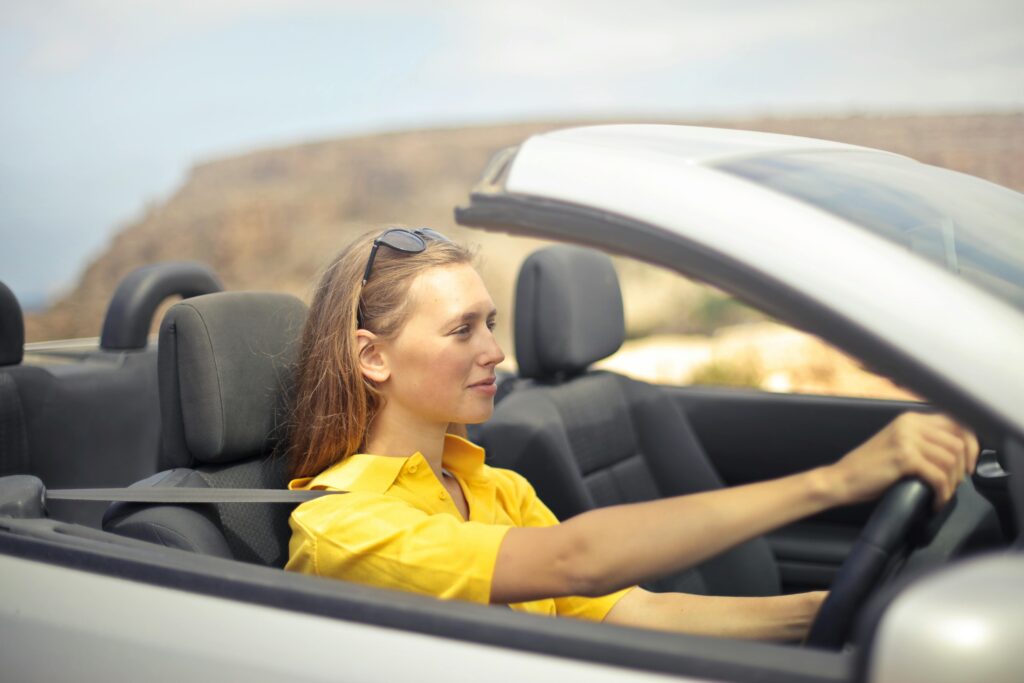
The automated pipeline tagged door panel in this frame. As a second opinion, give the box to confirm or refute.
[662,385,924,591]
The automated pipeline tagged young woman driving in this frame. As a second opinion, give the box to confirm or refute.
[284,228,979,641]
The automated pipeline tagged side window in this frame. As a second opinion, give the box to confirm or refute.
[471,232,918,402]
[600,256,920,401]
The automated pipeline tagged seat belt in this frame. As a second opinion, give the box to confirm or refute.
[45,488,342,504]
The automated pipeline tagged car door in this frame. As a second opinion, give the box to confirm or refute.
[665,386,921,592]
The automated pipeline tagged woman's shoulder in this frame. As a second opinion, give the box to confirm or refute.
[480,462,539,499]
[291,452,408,494]
[290,488,403,530]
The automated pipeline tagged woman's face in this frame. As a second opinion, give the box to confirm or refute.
[375,263,505,426]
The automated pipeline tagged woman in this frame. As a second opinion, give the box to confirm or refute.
[284,228,978,641]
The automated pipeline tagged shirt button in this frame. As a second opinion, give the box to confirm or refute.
[408,464,418,474]
[439,491,447,500]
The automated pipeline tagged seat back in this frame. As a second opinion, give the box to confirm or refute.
[1,265,223,527]
[481,246,780,596]
[0,281,29,477]
[2,281,166,527]
[105,291,308,566]
[0,280,24,369]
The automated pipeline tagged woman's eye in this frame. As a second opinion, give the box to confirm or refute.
[452,325,471,336]
[487,319,497,331]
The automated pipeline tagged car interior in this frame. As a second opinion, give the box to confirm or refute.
[0,263,221,527]
[0,240,1015,678]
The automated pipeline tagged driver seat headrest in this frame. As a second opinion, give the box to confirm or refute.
[0,281,25,366]
[514,245,625,380]
[158,291,308,470]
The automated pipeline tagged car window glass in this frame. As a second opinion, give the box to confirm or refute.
[471,232,919,402]
[602,255,920,400]
[717,151,1024,313]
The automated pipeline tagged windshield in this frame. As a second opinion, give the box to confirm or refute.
[717,151,1024,312]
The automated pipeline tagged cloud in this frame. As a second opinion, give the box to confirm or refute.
[417,0,1024,111]
[6,0,1021,113]
[2,0,388,73]
[426,1,878,79]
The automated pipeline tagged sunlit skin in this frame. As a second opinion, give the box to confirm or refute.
[354,261,979,640]
[357,263,504,515]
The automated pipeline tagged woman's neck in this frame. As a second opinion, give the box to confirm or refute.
[365,403,449,477]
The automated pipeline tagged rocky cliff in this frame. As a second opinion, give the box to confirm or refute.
[25,113,1024,353]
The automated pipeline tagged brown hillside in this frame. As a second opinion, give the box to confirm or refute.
[25,112,1024,352]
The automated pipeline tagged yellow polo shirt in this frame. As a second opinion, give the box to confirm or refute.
[286,434,632,620]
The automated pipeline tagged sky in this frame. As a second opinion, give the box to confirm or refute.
[1,0,1022,309]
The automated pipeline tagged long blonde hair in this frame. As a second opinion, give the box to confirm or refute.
[286,230,473,478]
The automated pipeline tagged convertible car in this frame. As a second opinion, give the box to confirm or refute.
[1,125,1021,682]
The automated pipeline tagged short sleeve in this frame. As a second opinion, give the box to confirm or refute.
[552,587,635,621]
[496,468,560,528]
[287,491,512,604]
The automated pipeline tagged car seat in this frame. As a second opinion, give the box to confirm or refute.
[478,245,781,596]
[0,265,223,527]
[104,291,307,566]
[0,280,29,476]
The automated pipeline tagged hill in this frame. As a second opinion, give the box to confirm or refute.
[25,112,1024,354]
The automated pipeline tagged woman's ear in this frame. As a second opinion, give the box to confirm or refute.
[355,330,390,384]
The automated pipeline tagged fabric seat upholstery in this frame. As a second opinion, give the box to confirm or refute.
[0,281,30,477]
[1,280,166,525]
[0,281,24,368]
[479,246,780,596]
[104,292,307,566]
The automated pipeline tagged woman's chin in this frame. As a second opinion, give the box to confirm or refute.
[456,404,495,426]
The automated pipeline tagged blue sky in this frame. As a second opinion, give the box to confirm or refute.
[1,0,1022,308]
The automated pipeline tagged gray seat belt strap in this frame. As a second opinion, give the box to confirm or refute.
[45,488,343,504]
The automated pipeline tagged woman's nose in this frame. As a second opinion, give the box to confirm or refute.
[481,332,505,366]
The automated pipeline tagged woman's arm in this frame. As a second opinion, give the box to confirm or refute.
[492,461,838,602]
[490,412,977,605]
[603,587,827,641]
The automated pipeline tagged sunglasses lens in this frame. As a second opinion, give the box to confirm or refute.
[378,230,425,253]
[416,228,450,242]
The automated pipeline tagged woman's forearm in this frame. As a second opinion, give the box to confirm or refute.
[493,467,839,602]
[559,467,839,597]
[604,587,827,641]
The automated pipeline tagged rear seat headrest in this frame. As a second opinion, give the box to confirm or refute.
[514,246,625,380]
[158,292,308,468]
[0,281,25,366]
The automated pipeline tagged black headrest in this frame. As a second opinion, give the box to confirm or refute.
[0,281,24,366]
[514,246,625,379]
[158,292,308,468]
[101,261,223,351]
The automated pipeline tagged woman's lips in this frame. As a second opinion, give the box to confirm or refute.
[469,376,497,395]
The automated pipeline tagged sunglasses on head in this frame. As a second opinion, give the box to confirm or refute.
[357,228,451,329]
[361,228,450,286]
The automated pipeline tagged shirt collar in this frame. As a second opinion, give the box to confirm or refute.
[440,434,487,481]
[289,433,487,493]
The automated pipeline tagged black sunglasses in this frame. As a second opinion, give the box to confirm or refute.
[357,228,450,329]
[361,228,450,286]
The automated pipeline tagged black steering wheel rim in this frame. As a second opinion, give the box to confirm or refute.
[804,479,934,649]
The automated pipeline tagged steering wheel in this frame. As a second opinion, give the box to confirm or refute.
[804,479,934,649]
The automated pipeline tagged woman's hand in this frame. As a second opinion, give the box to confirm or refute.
[823,412,979,510]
